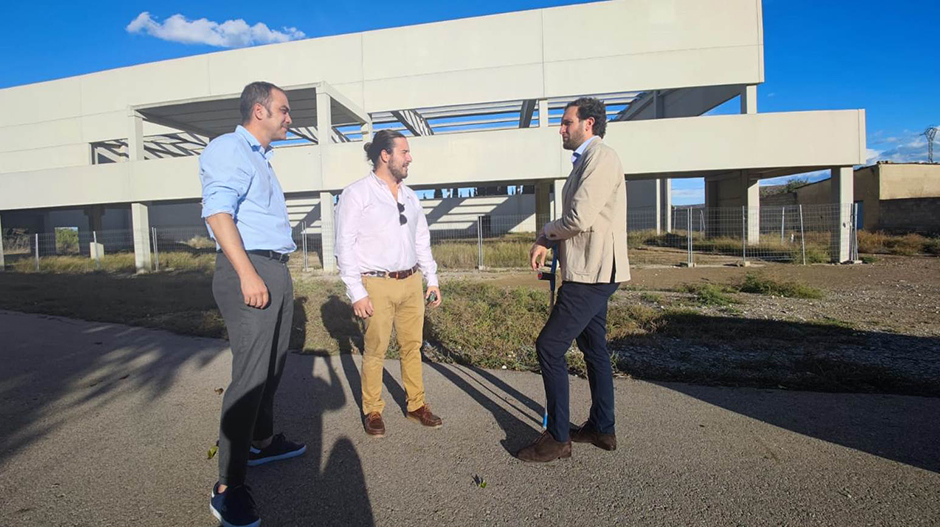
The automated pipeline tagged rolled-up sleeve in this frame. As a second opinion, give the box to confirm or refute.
[335,189,369,303]
[415,203,439,288]
[199,139,251,219]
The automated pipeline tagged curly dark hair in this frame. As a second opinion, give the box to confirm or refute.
[565,97,607,138]
[364,129,407,167]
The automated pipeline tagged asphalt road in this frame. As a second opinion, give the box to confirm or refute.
[1,310,937,526]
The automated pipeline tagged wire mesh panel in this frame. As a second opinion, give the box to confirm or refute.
[481,214,536,269]
[626,206,690,266]
[429,214,484,270]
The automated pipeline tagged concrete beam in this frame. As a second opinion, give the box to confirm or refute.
[519,99,537,128]
[830,166,853,263]
[131,202,152,272]
[319,192,336,272]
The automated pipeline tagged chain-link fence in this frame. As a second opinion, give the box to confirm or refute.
[1,203,863,273]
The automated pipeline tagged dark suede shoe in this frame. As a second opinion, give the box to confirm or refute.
[364,412,386,437]
[516,431,572,462]
[570,421,617,451]
[407,405,443,428]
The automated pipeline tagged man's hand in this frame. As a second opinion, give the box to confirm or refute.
[425,286,442,308]
[530,243,550,271]
[241,272,270,309]
[353,297,374,318]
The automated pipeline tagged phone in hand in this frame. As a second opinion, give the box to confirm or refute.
[427,291,438,304]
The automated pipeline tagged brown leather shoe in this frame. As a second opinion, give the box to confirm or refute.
[516,431,572,462]
[570,421,617,451]
[407,405,443,428]
[364,412,386,437]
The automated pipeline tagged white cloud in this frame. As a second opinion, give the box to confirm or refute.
[126,12,305,48]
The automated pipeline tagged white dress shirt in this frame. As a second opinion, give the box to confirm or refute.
[335,172,439,303]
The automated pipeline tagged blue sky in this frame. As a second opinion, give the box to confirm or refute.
[1,0,936,204]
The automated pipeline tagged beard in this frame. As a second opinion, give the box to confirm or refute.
[390,162,409,181]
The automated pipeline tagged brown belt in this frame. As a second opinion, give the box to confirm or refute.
[362,265,419,280]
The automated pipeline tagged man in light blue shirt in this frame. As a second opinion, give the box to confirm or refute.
[201,81,305,527]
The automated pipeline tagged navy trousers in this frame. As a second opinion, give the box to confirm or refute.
[536,281,620,442]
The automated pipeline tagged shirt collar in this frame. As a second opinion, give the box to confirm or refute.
[370,171,405,202]
[571,136,598,164]
[235,125,274,160]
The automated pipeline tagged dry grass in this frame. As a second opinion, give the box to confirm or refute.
[858,231,940,256]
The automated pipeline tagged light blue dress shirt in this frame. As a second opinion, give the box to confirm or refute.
[199,125,296,254]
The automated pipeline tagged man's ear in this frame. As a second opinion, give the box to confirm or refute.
[584,116,595,132]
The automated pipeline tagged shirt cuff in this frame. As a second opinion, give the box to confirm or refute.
[201,205,236,219]
[424,274,439,288]
[347,284,369,304]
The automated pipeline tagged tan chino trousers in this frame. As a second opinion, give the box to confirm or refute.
[360,272,426,415]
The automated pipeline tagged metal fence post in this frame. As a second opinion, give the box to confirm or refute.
[852,203,860,261]
[152,227,160,272]
[35,233,40,271]
[477,215,484,269]
[799,204,806,265]
[92,231,101,270]
[780,207,786,244]
[302,221,309,272]
[687,207,693,267]
[741,206,747,263]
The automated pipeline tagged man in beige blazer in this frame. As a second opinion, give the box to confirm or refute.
[517,97,629,463]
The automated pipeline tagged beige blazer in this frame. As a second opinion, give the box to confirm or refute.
[543,138,630,283]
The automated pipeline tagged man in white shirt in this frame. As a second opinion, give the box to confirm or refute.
[335,129,443,437]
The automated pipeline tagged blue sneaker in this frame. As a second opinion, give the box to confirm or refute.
[210,483,260,527]
[247,433,306,466]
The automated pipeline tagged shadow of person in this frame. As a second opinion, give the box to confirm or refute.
[321,294,407,417]
[423,348,545,454]
[249,353,375,526]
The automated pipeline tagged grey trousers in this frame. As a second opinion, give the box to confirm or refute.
[213,252,294,486]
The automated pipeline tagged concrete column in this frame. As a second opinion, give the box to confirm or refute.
[652,91,671,234]
[552,179,566,220]
[127,111,144,161]
[830,166,854,263]
[652,180,662,235]
[704,177,720,238]
[85,206,104,232]
[361,121,372,142]
[319,192,336,273]
[660,178,672,233]
[131,202,152,272]
[535,181,551,229]
[538,99,549,128]
[740,85,757,114]
[742,171,760,246]
[317,91,332,192]
[0,214,5,271]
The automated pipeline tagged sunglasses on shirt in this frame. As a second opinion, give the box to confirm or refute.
[398,202,407,225]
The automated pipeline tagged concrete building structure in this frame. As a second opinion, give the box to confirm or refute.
[762,163,940,234]
[0,0,866,271]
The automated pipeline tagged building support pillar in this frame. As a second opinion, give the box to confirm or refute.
[741,85,758,114]
[830,166,854,263]
[319,192,336,273]
[743,171,760,246]
[538,99,549,128]
[552,179,566,220]
[127,111,144,161]
[131,202,152,272]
